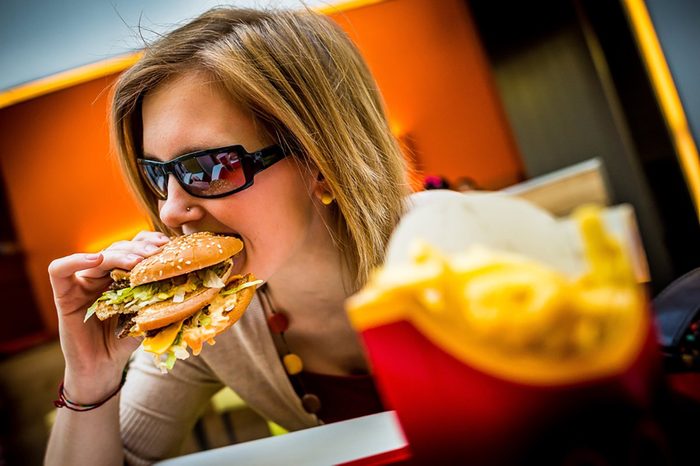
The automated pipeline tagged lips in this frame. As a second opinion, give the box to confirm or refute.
[215,232,246,274]
[213,231,241,239]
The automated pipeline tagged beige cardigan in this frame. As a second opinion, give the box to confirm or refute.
[120,294,319,465]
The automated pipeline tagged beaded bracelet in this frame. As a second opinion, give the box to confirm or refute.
[53,365,128,412]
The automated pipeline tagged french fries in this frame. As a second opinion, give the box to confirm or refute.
[347,205,647,385]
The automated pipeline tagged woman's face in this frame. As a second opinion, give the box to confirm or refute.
[141,72,322,280]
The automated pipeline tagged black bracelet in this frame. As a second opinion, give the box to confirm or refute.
[54,365,128,412]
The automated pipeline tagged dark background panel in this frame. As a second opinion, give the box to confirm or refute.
[468,0,700,293]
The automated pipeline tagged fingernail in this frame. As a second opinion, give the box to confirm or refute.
[85,253,101,261]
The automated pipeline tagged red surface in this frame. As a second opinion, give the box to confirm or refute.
[667,373,700,403]
[337,445,412,466]
[360,319,662,464]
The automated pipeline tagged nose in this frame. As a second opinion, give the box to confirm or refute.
[158,176,202,230]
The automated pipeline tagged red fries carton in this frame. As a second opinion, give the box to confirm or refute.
[347,197,662,465]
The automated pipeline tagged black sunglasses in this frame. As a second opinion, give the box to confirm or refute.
[137,144,287,200]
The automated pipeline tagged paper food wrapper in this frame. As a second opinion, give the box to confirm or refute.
[346,192,662,465]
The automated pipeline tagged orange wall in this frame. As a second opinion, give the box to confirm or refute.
[0,0,522,333]
[329,0,523,188]
[0,76,148,332]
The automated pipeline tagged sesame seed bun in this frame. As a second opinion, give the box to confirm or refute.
[181,273,257,355]
[93,300,134,321]
[221,275,256,330]
[132,285,223,332]
[130,232,243,287]
[110,268,130,283]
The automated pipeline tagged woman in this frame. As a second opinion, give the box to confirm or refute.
[45,7,409,465]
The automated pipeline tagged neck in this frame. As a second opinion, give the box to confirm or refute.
[265,223,355,325]
[262,212,372,375]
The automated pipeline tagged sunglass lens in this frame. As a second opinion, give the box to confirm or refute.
[141,163,168,198]
[176,150,246,197]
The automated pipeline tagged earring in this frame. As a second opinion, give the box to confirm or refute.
[320,192,334,205]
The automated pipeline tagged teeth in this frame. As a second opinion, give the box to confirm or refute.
[216,232,242,240]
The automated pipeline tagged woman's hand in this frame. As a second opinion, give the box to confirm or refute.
[48,230,171,402]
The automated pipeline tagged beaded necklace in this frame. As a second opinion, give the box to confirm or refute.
[258,285,322,417]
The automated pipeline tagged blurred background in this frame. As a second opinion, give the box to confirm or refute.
[0,0,698,464]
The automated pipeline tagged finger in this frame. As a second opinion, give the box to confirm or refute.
[103,241,164,258]
[76,251,146,280]
[103,232,168,253]
[48,253,104,295]
[49,253,104,280]
[132,230,171,244]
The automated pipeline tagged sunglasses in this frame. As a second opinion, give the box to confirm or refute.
[137,144,287,199]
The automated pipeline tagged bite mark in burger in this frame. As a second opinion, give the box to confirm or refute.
[85,232,262,372]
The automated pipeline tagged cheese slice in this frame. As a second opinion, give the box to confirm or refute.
[143,321,184,355]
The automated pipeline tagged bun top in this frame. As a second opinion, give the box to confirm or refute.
[130,232,243,286]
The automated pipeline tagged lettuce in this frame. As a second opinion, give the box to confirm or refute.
[131,285,155,302]
[84,288,133,322]
[173,291,186,303]
[199,315,212,327]
[84,299,102,322]
[220,279,263,296]
[202,269,226,288]
[84,270,210,321]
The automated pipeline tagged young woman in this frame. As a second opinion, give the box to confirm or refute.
[45,6,409,465]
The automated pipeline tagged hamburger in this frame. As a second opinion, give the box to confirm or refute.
[85,232,261,372]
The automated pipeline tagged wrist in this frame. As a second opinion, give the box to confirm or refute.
[55,372,125,411]
[63,362,128,405]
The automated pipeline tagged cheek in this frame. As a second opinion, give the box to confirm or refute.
[216,166,315,278]
[250,198,314,274]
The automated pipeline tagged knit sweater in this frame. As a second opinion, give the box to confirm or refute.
[120,294,319,465]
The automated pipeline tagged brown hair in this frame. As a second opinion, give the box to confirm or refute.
[111,7,409,287]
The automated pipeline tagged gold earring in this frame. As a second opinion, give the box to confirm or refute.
[320,192,334,205]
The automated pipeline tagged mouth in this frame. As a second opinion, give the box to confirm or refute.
[212,232,246,274]
[213,231,242,241]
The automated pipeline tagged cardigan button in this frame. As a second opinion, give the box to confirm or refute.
[301,393,321,414]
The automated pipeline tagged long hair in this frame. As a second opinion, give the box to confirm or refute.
[111,7,409,287]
